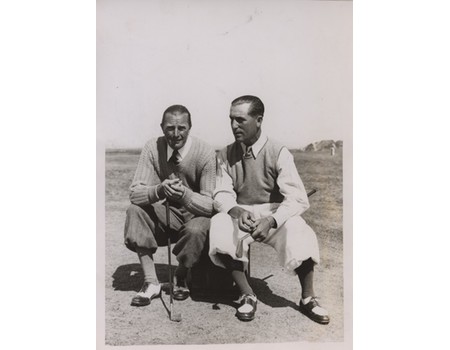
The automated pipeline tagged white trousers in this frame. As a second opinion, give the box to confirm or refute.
[208,204,320,275]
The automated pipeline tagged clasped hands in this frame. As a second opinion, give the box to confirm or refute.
[158,178,185,201]
[233,209,276,242]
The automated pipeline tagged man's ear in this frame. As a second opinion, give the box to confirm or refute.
[256,116,263,126]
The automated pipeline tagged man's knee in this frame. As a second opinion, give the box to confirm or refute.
[126,203,146,218]
[125,203,158,235]
[181,217,210,239]
[210,212,233,232]
[283,215,306,227]
[212,212,231,225]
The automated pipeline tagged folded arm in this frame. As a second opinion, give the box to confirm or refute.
[129,143,162,206]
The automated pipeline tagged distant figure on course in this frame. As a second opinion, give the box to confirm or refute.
[209,95,329,324]
[124,104,216,306]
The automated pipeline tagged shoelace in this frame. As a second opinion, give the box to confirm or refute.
[237,294,257,303]
[302,296,320,305]
[138,284,161,296]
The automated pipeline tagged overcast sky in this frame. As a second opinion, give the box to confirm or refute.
[98,0,352,150]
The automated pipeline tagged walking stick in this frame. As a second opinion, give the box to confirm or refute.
[165,200,182,322]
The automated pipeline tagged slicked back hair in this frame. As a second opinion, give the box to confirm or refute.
[231,95,265,118]
[161,105,192,128]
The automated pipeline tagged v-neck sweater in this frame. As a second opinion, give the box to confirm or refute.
[130,136,216,217]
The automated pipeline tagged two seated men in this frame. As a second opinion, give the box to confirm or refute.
[123,96,329,325]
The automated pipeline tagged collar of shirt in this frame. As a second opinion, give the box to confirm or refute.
[240,132,268,159]
[167,136,192,162]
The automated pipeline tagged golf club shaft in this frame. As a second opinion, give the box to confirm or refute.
[307,188,317,197]
[165,201,174,318]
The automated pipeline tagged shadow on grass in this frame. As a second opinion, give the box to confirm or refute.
[112,263,176,292]
[189,274,298,311]
[112,264,298,311]
[249,275,299,310]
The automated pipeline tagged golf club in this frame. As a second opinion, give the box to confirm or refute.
[236,233,252,259]
[165,200,182,322]
[307,188,317,197]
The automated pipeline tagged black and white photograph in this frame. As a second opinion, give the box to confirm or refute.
[4,1,450,350]
[97,0,352,347]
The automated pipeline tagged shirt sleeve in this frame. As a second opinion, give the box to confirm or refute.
[129,142,161,206]
[213,151,238,214]
[271,148,310,227]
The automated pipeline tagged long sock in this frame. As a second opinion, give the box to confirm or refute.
[175,264,188,287]
[217,253,254,296]
[232,270,254,295]
[136,247,159,284]
[295,258,315,299]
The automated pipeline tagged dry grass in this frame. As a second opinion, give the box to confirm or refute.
[104,148,343,345]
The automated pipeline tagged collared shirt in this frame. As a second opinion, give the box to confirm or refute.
[155,136,192,200]
[214,131,310,227]
[240,132,268,159]
[166,136,192,162]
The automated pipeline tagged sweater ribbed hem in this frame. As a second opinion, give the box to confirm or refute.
[129,136,215,215]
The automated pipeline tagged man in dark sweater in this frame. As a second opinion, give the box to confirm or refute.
[209,95,329,324]
[124,105,216,306]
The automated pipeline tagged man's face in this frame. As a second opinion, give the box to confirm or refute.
[229,102,262,146]
[161,112,191,150]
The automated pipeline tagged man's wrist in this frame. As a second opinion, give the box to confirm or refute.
[177,185,187,201]
[156,184,165,199]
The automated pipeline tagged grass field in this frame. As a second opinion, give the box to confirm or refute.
[104,148,344,345]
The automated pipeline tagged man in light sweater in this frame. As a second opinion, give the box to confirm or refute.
[124,104,216,306]
[209,95,329,324]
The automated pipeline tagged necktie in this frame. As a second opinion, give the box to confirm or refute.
[170,150,182,165]
[244,146,253,159]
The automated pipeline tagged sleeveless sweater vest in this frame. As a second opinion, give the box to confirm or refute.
[222,138,285,205]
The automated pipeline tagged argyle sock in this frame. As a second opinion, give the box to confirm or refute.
[136,247,159,285]
[295,258,315,299]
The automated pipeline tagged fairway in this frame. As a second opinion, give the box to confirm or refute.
[104,148,344,345]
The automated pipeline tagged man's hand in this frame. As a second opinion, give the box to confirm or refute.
[251,216,276,242]
[160,178,185,201]
[228,207,256,233]
[238,211,257,233]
